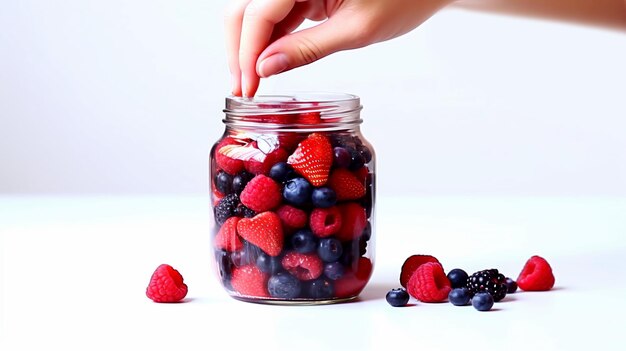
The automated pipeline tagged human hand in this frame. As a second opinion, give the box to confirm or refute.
[225,0,454,97]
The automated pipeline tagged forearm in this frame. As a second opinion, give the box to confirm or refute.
[454,0,626,30]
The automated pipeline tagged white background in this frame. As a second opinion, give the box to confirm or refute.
[1,1,625,196]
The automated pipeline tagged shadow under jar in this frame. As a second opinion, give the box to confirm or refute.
[210,93,375,305]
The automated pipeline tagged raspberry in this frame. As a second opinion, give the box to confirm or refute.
[214,137,244,175]
[240,175,282,212]
[309,206,342,237]
[237,212,284,256]
[406,262,451,303]
[400,255,440,288]
[327,169,366,201]
[335,203,367,242]
[230,265,269,297]
[334,257,373,298]
[281,252,324,281]
[214,217,243,252]
[146,264,188,303]
[517,255,555,291]
[276,205,308,232]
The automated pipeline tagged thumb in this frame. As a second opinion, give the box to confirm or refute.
[256,17,363,78]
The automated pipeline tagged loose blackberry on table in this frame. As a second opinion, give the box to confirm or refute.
[467,269,508,302]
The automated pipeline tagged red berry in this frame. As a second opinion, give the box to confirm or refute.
[276,205,308,232]
[297,112,322,125]
[406,262,451,303]
[309,207,342,237]
[214,217,243,252]
[240,175,282,212]
[245,148,289,175]
[287,133,333,187]
[327,169,366,201]
[214,137,244,175]
[334,257,373,298]
[237,212,284,256]
[352,166,369,183]
[399,255,440,288]
[231,265,269,297]
[281,252,324,281]
[335,203,367,242]
[517,255,555,291]
[146,264,188,303]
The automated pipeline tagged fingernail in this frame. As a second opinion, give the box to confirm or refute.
[258,53,289,78]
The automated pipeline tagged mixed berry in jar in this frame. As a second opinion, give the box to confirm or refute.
[210,93,375,304]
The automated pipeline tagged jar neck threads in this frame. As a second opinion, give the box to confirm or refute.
[223,93,362,131]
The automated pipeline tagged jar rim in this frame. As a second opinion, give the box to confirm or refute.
[224,92,360,115]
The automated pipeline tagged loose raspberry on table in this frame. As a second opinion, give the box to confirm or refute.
[517,255,555,291]
[240,174,282,212]
[146,264,188,303]
[406,262,451,303]
[400,254,440,288]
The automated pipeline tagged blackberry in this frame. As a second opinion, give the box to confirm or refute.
[234,204,256,218]
[467,269,508,302]
[214,194,240,225]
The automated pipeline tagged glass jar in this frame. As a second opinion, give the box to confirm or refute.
[210,93,375,304]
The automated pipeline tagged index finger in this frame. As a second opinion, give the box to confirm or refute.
[239,0,297,97]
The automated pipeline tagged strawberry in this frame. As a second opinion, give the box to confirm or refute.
[336,203,367,242]
[214,137,244,175]
[230,265,269,297]
[236,212,283,256]
[287,133,333,187]
[297,112,322,125]
[400,255,440,288]
[214,217,243,252]
[327,169,366,201]
[353,166,369,183]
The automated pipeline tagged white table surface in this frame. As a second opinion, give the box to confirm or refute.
[1,195,625,350]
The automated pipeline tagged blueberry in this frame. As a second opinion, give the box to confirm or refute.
[386,288,410,307]
[283,177,312,206]
[231,242,262,267]
[361,221,372,241]
[291,229,318,254]
[214,171,233,195]
[307,279,334,299]
[268,273,301,299]
[318,238,343,262]
[311,187,337,208]
[358,145,372,163]
[324,262,345,280]
[472,292,494,311]
[215,250,233,283]
[269,162,294,183]
[448,288,471,306]
[256,252,283,274]
[505,278,518,293]
[333,147,351,168]
[232,171,254,195]
[447,268,469,289]
[348,148,365,170]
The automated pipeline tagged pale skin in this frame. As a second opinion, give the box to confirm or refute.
[225,0,626,97]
